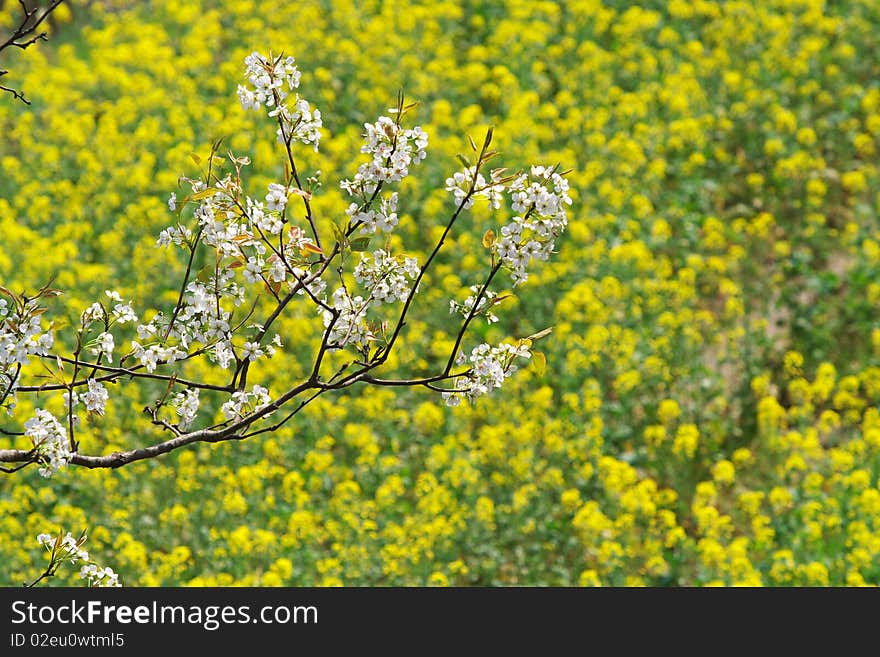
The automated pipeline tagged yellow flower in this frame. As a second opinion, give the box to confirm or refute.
[783,351,804,378]
[672,424,700,459]
[560,488,582,512]
[428,572,449,587]
[578,569,602,587]
[800,562,830,586]
[841,170,867,194]
[711,460,736,486]
[657,399,681,424]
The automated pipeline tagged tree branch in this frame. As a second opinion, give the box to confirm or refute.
[0,0,68,104]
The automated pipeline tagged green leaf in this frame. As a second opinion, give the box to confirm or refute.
[190,188,218,201]
[349,237,372,252]
[331,221,347,248]
[195,266,213,283]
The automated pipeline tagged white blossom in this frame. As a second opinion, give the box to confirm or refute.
[81,378,109,415]
[171,388,200,429]
[156,224,192,248]
[80,563,121,587]
[321,288,372,350]
[449,285,500,324]
[105,290,138,324]
[130,341,187,374]
[238,51,301,110]
[442,342,531,406]
[450,165,572,287]
[221,384,272,420]
[273,96,323,150]
[38,531,89,564]
[340,117,428,195]
[238,52,322,149]
[91,331,115,363]
[265,182,288,212]
[353,249,420,306]
[24,409,71,477]
[241,341,264,361]
[0,299,54,373]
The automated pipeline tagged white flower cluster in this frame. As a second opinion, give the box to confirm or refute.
[272,96,323,150]
[66,378,110,416]
[444,166,505,210]
[264,182,287,214]
[80,563,121,587]
[347,192,399,235]
[0,298,54,369]
[104,290,138,324]
[340,116,428,195]
[91,331,115,363]
[37,531,89,563]
[221,384,272,420]
[442,342,531,406]
[449,285,500,324]
[0,296,54,414]
[353,250,419,306]
[240,332,280,362]
[37,531,122,587]
[80,290,138,327]
[129,341,188,374]
[158,173,320,318]
[156,223,192,248]
[445,165,571,286]
[24,409,71,477]
[322,288,371,350]
[496,166,572,286]
[237,51,322,150]
[171,388,200,429]
[238,51,300,109]
[78,291,137,364]
[191,178,248,253]
[132,274,241,373]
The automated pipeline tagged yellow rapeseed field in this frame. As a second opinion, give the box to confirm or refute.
[1,0,880,586]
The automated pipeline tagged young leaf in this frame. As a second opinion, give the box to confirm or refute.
[331,222,347,249]
[350,237,372,252]
[195,266,214,283]
[483,126,494,149]
[482,229,496,248]
[190,152,202,165]
[299,243,324,257]
[265,279,282,296]
[190,188,218,201]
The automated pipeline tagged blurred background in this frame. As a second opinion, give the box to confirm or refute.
[1,0,879,586]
